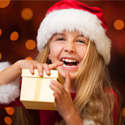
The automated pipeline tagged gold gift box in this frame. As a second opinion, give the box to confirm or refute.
[20,69,63,110]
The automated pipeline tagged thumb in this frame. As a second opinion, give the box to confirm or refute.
[64,71,71,92]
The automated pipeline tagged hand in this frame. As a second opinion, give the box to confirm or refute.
[50,71,78,123]
[17,59,63,76]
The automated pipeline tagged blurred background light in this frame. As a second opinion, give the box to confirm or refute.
[122,107,125,117]
[0,52,2,60]
[0,28,2,36]
[25,57,33,60]
[5,107,14,116]
[114,20,124,30]
[21,8,33,20]
[4,116,12,124]
[10,31,19,41]
[0,0,10,8]
[25,40,36,50]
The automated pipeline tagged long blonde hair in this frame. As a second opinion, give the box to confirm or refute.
[74,41,115,124]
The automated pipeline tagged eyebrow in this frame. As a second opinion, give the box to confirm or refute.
[52,33,65,37]
[49,33,65,41]
[51,33,88,41]
[77,35,84,37]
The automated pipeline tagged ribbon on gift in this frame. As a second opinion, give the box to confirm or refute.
[34,78,42,101]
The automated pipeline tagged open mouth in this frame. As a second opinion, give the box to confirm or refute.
[61,58,78,67]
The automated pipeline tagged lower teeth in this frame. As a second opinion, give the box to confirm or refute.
[63,64,76,67]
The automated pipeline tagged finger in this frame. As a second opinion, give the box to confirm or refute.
[42,63,50,75]
[53,92,62,104]
[64,71,71,92]
[36,63,43,77]
[29,64,34,75]
[49,80,62,95]
[49,62,63,69]
[50,80,63,90]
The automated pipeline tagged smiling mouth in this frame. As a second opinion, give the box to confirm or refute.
[61,58,78,67]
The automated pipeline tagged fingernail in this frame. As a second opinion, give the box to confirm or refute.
[47,70,50,75]
[30,70,34,74]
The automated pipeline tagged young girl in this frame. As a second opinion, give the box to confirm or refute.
[0,0,121,125]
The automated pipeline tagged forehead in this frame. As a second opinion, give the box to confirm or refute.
[51,30,86,38]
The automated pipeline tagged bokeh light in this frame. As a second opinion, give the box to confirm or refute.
[122,107,125,117]
[4,117,12,124]
[25,40,36,50]
[21,8,33,20]
[0,52,2,60]
[0,28,2,36]
[114,20,124,30]
[10,31,19,41]
[0,0,10,8]
[25,56,33,60]
[5,107,14,115]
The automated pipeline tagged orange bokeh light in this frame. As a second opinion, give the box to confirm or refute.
[0,0,10,8]
[10,31,19,41]
[122,108,125,117]
[25,57,33,60]
[4,117,12,124]
[25,40,36,50]
[5,107,14,115]
[0,28,2,36]
[0,52,2,60]
[21,8,33,20]
[114,20,124,30]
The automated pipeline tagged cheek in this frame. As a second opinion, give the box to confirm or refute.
[77,46,88,60]
[49,46,62,62]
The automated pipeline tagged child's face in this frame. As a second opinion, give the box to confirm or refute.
[49,30,89,80]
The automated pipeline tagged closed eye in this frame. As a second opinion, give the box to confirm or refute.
[56,38,65,41]
[76,40,86,44]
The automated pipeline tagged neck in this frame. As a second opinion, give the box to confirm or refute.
[71,80,76,93]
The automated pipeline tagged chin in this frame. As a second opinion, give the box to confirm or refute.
[57,67,78,80]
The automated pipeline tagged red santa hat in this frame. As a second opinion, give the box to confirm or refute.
[37,0,111,64]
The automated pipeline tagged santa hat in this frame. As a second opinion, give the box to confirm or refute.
[37,0,111,64]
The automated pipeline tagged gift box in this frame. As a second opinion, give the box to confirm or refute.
[20,69,63,110]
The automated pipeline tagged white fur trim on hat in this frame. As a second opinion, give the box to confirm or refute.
[0,62,20,104]
[37,9,111,64]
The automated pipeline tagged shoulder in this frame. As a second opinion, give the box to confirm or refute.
[0,61,20,104]
[0,61,10,70]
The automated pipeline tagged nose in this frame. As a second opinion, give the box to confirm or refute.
[64,42,75,53]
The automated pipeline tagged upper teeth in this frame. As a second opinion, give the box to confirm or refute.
[62,59,77,63]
